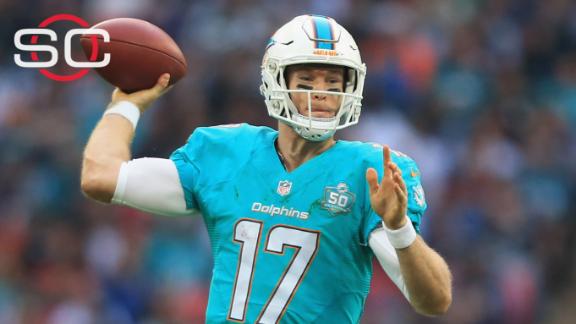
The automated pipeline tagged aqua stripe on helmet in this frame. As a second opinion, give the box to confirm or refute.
[311,16,334,50]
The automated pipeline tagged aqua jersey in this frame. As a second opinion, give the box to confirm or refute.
[170,124,427,324]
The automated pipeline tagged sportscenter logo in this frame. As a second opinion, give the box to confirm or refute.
[13,14,110,82]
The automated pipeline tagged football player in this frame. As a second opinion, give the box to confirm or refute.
[81,15,452,323]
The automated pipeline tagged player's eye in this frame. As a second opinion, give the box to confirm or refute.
[328,87,342,92]
[296,84,313,90]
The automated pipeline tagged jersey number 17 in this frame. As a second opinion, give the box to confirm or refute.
[228,219,320,323]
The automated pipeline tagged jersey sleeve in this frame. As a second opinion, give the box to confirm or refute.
[361,149,427,244]
[169,123,259,211]
[169,132,203,210]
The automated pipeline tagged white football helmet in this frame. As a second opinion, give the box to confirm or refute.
[260,15,367,141]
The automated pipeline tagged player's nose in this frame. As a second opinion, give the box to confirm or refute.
[312,91,327,100]
[311,81,330,100]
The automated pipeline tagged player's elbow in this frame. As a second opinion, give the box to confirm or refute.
[413,289,452,317]
[81,174,113,203]
[81,155,120,203]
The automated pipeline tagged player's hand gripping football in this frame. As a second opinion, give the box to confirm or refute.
[109,73,172,112]
[366,146,408,230]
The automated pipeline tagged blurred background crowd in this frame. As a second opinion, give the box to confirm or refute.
[1,0,575,323]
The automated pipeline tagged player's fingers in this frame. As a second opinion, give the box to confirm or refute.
[399,172,408,194]
[394,172,408,194]
[383,146,392,178]
[153,73,171,92]
[366,168,380,194]
[142,73,170,97]
[388,162,398,176]
[390,162,402,176]
[390,164,405,183]
[137,74,170,103]
[400,177,408,195]
[384,145,391,165]
[385,163,398,182]
[394,184,407,204]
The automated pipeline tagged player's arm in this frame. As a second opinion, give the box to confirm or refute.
[391,233,451,316]
[81,74,170,203]
[369,228,451,316]
[366,146,452,316]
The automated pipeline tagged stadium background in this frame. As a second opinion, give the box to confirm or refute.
[1,0,575,323]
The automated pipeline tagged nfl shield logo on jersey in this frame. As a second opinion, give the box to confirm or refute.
[277,180,292,196]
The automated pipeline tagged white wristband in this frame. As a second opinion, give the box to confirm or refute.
[104,101,141,129]
[383,216,417,249]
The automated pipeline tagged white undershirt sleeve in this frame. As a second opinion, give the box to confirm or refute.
[369,227,411,302]
[111,157,195,217]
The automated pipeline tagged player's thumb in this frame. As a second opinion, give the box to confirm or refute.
[152,73,170,94]
[366,168,379,194]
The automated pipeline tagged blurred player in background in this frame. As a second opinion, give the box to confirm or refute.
[81,15,452,323]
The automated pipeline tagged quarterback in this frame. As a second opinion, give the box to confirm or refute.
[81,15,452,323]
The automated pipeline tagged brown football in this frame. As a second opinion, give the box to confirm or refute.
[80,18,187,93]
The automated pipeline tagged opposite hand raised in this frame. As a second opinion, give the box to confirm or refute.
[366,145,409,229]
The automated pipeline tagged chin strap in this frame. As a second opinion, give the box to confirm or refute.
[291,113,338,141]
[293,125,335,141]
